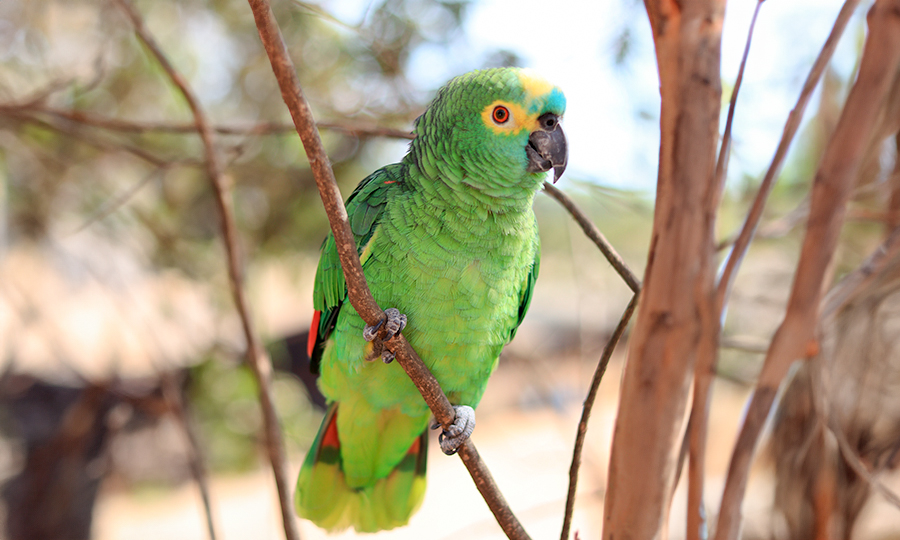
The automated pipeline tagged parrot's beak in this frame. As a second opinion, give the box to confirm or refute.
[526,113,567,183]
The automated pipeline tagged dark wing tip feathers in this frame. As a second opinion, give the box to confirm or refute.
[308,165,407,375]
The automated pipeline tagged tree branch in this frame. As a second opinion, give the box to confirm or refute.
[714,3,900,539]
[244,0,531,537]
[0,102,415,140]
[112,1,301,539]
[715,0,861,310]
[542,182,640,293]
[686,4,762,538]
[160,372,219,540]
[603,1,724,538]
[560,294,638,540]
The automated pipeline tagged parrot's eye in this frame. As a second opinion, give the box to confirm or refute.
[491,105,510,124]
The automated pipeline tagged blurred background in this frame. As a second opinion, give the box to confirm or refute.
[1,0,899,538]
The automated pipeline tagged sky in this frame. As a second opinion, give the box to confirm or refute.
[333,0,867,193]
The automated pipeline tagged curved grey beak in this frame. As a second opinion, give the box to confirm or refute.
[525,113,567,183]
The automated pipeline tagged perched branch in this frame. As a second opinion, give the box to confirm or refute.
[112,2,301,539]
[714,4,900,539]
[244,0,531,538]
[560,294,638,540]
[542,182,640,293]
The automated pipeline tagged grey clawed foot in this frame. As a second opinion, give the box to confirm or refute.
[363,308,407,363]
[437,405,476,455]
[382,307,407,339]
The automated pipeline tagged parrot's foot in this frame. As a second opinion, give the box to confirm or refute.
[433,405,476,455]
[363,308,407,364]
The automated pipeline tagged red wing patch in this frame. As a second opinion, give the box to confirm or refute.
[307,310,322,358]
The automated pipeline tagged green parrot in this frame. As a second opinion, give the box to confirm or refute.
[295,67,567,532]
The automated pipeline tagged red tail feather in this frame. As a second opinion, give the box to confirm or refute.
[307,310,322,357]
[321,405,340,449]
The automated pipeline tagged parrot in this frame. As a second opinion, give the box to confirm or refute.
[295,67,567,533]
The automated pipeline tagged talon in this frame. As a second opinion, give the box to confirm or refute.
[439,405,476,455]
[363,318,385,342]
[383,308,407,340]
[381,349,395,364]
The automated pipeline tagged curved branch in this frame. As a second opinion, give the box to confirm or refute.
[542,182,640,293]
[560,294,638,540]
[244,0,531,538]
[112,1,301,539]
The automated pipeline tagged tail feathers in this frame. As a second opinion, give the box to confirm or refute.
[295,404,428,533]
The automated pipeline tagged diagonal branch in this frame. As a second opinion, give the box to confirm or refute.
[111,1,301,539]
[542,182,640,293]
[715,0,862,311]
[560,294,638,540]
[714,3,900,539]
[160,372,219,540]
[244,0,531,538]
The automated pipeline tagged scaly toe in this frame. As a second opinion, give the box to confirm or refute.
[439,405,476,455]
[362,318,384,342]
[383,308,407,339]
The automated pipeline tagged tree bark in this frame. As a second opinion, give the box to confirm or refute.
[602,2,724,539]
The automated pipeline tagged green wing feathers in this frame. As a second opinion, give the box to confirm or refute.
[308,164,406,372]
[511,228,540,342]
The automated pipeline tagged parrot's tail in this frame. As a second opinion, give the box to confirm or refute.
[294,403,428,532]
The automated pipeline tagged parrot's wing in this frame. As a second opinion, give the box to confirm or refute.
[509,225,540,342]
[307,164,407,373]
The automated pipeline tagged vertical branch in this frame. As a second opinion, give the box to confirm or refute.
[603,1,724,538]
[686,5,761,539]
[243,1,531,538]
[714,4,900,539]
[888,132,900,233]
[112,1,301,539]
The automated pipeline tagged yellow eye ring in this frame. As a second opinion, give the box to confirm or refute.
[491,105,510,124]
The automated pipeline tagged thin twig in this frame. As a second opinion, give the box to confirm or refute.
[560,294,638,540]
[686,4,763,538]
[244,0,531,538]
[0,103,415,139]
[2,106,198,168]
[715,0,862,311]
[160,372,219,540]
[112,1,301,539]
[714,3,900,539]
[542,182,640,293]
[69,166,168,235]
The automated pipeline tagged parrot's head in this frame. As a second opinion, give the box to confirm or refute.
[409,67,567,197]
